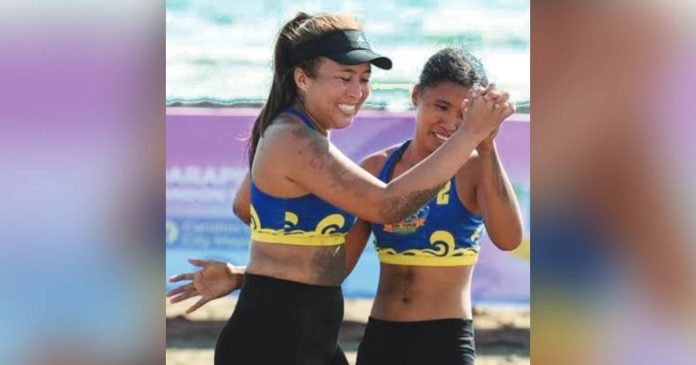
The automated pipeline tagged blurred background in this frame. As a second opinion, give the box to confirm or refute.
[0,1,164,365]
[165,1,530,364]
[532,1,696,364]
[166,0,530,110]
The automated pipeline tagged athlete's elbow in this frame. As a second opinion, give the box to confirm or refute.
[368,199,403,224]
[372,209,407,225]
[492,230,523,251]
[367,214,393,225]
[496,239,522,251]
[232,205,251,225]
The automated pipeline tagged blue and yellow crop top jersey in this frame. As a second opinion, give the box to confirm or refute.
[371,140,485,266]
[249,107,356,246]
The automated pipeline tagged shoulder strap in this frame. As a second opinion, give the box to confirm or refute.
[283,107,317,131]
[378,140,412,183]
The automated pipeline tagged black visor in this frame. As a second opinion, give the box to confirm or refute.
[288,30,392,70]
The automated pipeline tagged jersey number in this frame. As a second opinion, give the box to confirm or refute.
[436,181,451,205]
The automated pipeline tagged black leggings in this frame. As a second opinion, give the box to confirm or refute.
[356,317,476,365]
[214,273,348,365]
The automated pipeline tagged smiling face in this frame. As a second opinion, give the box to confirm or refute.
[412,81,470,153]
[295,57,371,130]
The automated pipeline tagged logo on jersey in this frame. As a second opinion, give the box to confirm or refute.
[383,205,429,234]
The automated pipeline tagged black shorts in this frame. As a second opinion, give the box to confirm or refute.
[214,273,348,365]
[356,317,475,365]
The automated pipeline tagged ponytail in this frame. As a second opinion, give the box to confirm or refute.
[248,12,311,167]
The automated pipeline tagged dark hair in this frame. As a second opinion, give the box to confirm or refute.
[416,47,488,91]
[248,12,361,166]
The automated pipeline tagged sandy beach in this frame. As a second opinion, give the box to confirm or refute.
[166,297,529,365]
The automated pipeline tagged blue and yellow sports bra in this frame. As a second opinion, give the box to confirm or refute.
[371,140,485,266]
[249,107,356,246]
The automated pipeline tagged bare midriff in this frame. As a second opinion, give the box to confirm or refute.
[371,263,474,321]
[246,240,345,287]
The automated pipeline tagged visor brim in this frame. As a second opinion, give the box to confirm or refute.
[326,49,393,70]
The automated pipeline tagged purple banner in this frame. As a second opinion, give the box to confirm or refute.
[166,107,530,304]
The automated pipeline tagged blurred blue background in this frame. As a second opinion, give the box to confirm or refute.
[166,0,529,109]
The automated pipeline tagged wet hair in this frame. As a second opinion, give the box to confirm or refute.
[248,12,361,166]
[416,47,488,91]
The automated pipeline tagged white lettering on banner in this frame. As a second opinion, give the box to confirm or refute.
[166,165,245,186]
[166,187,235,203]
[166,165,244,204]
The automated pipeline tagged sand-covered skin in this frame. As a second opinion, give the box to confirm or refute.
[166,297,529,365]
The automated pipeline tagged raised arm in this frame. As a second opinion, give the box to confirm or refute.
[259,88,513,224]
[473,133,524,251]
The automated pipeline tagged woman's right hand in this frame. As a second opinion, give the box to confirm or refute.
[458,84,515,141]
[166,258,245,314]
